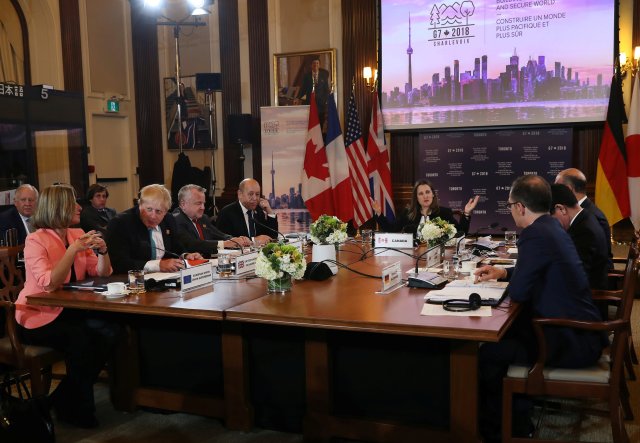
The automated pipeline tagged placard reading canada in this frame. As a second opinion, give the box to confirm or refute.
[417,128,572,232]
[381,0,613,130]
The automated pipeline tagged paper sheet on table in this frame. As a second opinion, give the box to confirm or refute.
[507,247,518,254]
[424,283,506,302]
[144,272,180,281]
[406,267,443,274]
[421,304,492,316]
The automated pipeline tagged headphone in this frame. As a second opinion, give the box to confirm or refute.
[442,292,482,312]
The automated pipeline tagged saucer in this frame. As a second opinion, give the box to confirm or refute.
[103,290,129,299]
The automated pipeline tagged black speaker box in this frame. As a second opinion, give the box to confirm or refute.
[196,73,222,91]
[303,262,333,281]
[227,114,252,144]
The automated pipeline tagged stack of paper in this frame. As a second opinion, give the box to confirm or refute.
[424,279,507,302]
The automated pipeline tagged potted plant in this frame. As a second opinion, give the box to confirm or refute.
[309,215,347,275]
[255,242,307,293]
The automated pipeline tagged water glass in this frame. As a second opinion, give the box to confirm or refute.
[442,260,451,278]
[361,229,373,245]
[128,269,146,293]
[505,230,517,246]
[217,253,233,277]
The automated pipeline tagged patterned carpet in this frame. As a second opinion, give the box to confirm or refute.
[55,300,640,443]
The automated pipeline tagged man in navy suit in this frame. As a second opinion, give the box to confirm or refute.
[555,168,613,269]
[216,178,279,246]
[106,184,201,274]
[0,184,38,244]
[550,184,609,289]
[474,175,606,442]
[173,184,251,258]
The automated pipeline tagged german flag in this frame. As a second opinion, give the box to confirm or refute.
[595,74,630,225]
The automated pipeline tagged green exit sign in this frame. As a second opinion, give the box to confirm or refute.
[106,99,119,113]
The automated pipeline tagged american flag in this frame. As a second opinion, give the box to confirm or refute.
[344,92,373,228]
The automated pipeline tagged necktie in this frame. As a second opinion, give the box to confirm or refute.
[194,218,204,240]
[149,228,157,259]
[25,218,35,233]
[247,210,256,238]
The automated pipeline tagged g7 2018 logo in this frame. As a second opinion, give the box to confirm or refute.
[428,1,476,46]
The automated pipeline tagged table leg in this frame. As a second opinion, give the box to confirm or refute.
[222,321,253,430]
[110,324,139,412]
[303,328,331,443]
[450,340,482,443]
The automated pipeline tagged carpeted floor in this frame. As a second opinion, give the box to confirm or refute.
[55,300,640,443]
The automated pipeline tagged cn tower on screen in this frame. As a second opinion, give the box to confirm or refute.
[406,13,413,93]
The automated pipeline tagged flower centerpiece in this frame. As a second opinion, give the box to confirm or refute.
[309,214,348,245]
[255,242,307,293]
[309,215,347,275]
[418,217,457,247]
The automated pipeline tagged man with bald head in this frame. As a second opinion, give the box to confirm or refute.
[216,178,278,246]
[0,184,38,244]
[555,168,612,268]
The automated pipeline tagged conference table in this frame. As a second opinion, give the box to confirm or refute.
[26,242,520,443]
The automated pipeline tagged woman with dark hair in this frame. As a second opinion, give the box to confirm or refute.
[373,179,479,235]
[15,184,116,428]
[80,183,116,234]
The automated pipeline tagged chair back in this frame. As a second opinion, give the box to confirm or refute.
[0,245,25,303]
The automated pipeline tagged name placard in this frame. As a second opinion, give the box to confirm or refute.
[235,251,258,275]
[180,263,213,293]
[374,233,414,256]
[378,262,403,294]
[425,244,442,267]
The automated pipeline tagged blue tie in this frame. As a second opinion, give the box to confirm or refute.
[247,210,256,237]
[149,228,157,259]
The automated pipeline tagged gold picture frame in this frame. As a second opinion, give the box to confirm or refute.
[273,48,336,106]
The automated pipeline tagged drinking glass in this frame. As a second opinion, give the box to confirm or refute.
[217,253,233,277]
[442,260,451,278]
[128,270,146,293]
[361,229,373,245]
[505,230,517,246]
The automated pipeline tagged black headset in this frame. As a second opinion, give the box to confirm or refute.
[442,292,482,312]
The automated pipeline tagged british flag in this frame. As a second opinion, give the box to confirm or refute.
[367,92,395,221]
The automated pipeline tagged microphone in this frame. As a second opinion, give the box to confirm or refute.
[413,231,464,274]
[470,222,499,238]
[223,237,247,253]
[252,214,289,243]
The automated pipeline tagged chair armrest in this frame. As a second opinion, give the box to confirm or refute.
[525,318,628,390]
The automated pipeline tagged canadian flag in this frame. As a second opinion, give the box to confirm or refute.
[301,92,334,220]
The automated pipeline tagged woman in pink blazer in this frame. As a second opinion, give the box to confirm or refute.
[15,184,114,428]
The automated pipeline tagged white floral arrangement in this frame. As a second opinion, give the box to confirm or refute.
[255,242,307,281]
[309,214,348,245]
[418,217,457,247]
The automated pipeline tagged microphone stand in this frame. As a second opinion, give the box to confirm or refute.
[253,215,288,243]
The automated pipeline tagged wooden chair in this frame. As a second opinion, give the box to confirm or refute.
[0,245,64,396]
[501,257,637,443]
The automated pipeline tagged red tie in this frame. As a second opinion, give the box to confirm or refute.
[194,218,204,239]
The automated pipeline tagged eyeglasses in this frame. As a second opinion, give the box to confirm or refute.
[142,206,167,216]
[506,201,521,209]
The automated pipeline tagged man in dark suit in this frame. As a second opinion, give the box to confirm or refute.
[216,178,278,246]
[294,56,330,130]
[80,184,117,235]
[0,184,38,244]
[106,184,202,274]
[173,184,251,258]
[550,184,609,289]
[474,175,606,442]
[555,168,613,269]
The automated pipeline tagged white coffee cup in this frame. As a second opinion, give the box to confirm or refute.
[106,282,127,294]
[461,260,476,273]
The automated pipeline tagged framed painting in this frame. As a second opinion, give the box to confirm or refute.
[273,48,336,107]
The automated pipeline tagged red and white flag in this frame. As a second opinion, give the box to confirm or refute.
[367,92,396,221]
[344,92,373,228]
[301,92,334,220]
[627,73,640,230]
[325,93,354,222]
